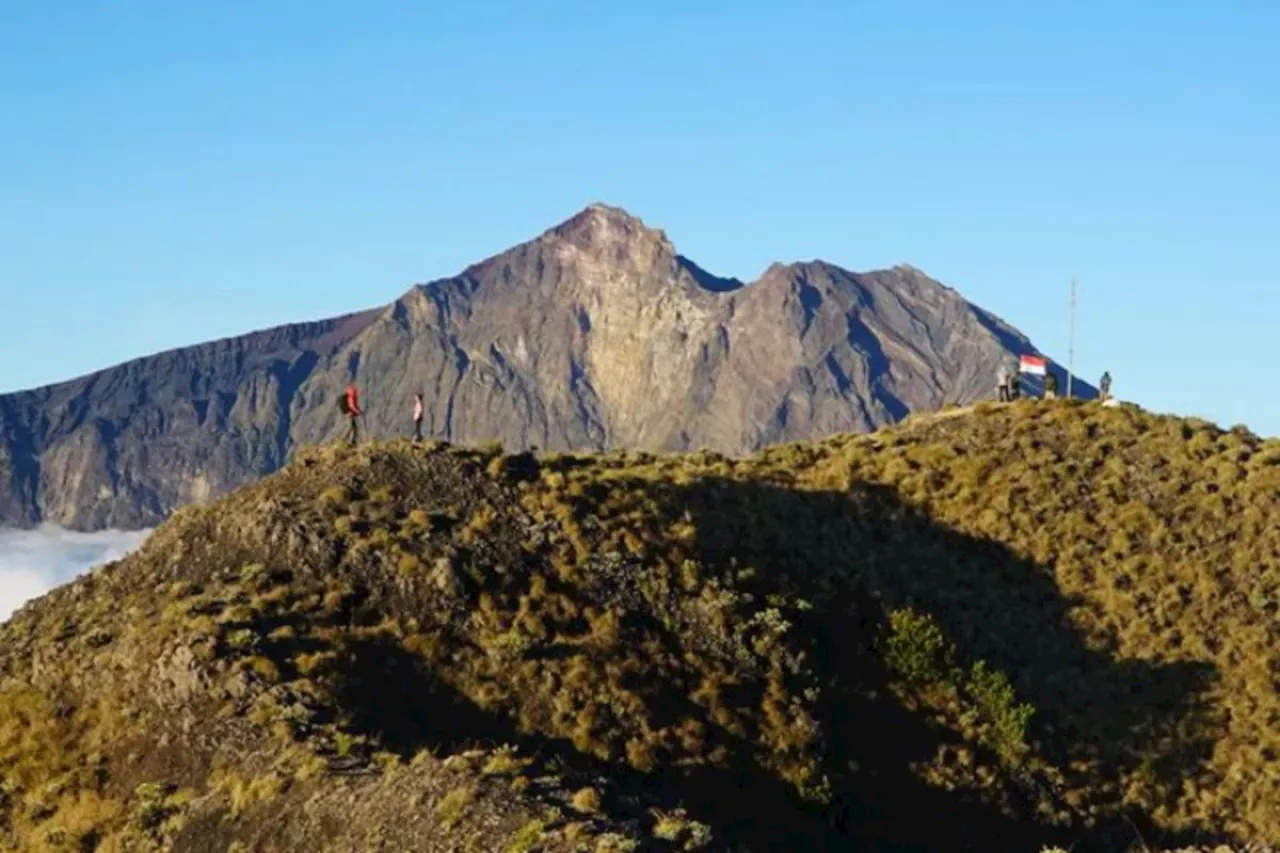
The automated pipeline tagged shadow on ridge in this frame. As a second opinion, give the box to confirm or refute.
[241,457,1224,853]
[623,471,1224,853]
[678,255,744,293]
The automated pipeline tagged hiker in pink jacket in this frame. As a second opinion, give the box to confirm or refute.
[412,393,424,441]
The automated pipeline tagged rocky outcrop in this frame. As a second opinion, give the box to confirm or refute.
[0,204,1089,530]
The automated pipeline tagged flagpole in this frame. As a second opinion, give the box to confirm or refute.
[1067,276,1077,399]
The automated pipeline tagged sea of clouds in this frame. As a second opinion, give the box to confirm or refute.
[0,526,152,622]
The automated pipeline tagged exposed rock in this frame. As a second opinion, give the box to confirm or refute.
[430,556,463,598]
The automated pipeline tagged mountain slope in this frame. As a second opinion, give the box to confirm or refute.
[2,401,1276,852]
[0,310,379,530]
[0,204,1091,530]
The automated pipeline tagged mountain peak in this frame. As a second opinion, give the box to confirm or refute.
[581,201,640,221]
[544,203,674,256]
[0,203,1090,533]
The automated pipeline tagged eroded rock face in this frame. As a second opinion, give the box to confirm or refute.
[0,204,1088,531]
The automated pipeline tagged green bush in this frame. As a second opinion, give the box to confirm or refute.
[964,660,1034,760]
[883,608,958,685]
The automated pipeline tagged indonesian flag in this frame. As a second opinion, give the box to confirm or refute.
[1019,355,1048,376]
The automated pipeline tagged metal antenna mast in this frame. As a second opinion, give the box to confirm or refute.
[1067,276,1077,399]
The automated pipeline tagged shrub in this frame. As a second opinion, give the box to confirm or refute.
[481,746,528,776]
[435,785,474,828]
[683,821,714,850]
[570,786,602,814]
[320,486,348,505]
[595,834,640,853]
[964,660,1034,760]
[652,809,689,841]
[506,819,545,853]
[131,782,183,835]
[883,608,958,685]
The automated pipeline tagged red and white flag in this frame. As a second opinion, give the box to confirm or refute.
[1019,355,1047,376]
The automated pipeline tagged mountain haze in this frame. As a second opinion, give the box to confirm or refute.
[0,204,1088,531]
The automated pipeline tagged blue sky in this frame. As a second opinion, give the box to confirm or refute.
[1,1,1277,433]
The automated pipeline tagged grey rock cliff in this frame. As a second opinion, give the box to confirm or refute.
[0,204,1088,531]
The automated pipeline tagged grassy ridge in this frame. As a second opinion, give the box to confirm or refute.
[1,400,1278,851]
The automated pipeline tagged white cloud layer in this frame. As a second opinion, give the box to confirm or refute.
[0,526,152,622]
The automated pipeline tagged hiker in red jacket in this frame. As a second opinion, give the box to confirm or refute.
[343,383,363,445]
[412,392,424,441]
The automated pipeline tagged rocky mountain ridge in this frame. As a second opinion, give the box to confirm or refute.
[0,204,1088,530]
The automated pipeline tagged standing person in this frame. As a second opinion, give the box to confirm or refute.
[997,363,1011,402]
[1100,371,1112,401]
[344,383,363,445]
[1043,371,1058,399]
[412,392,424,441]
